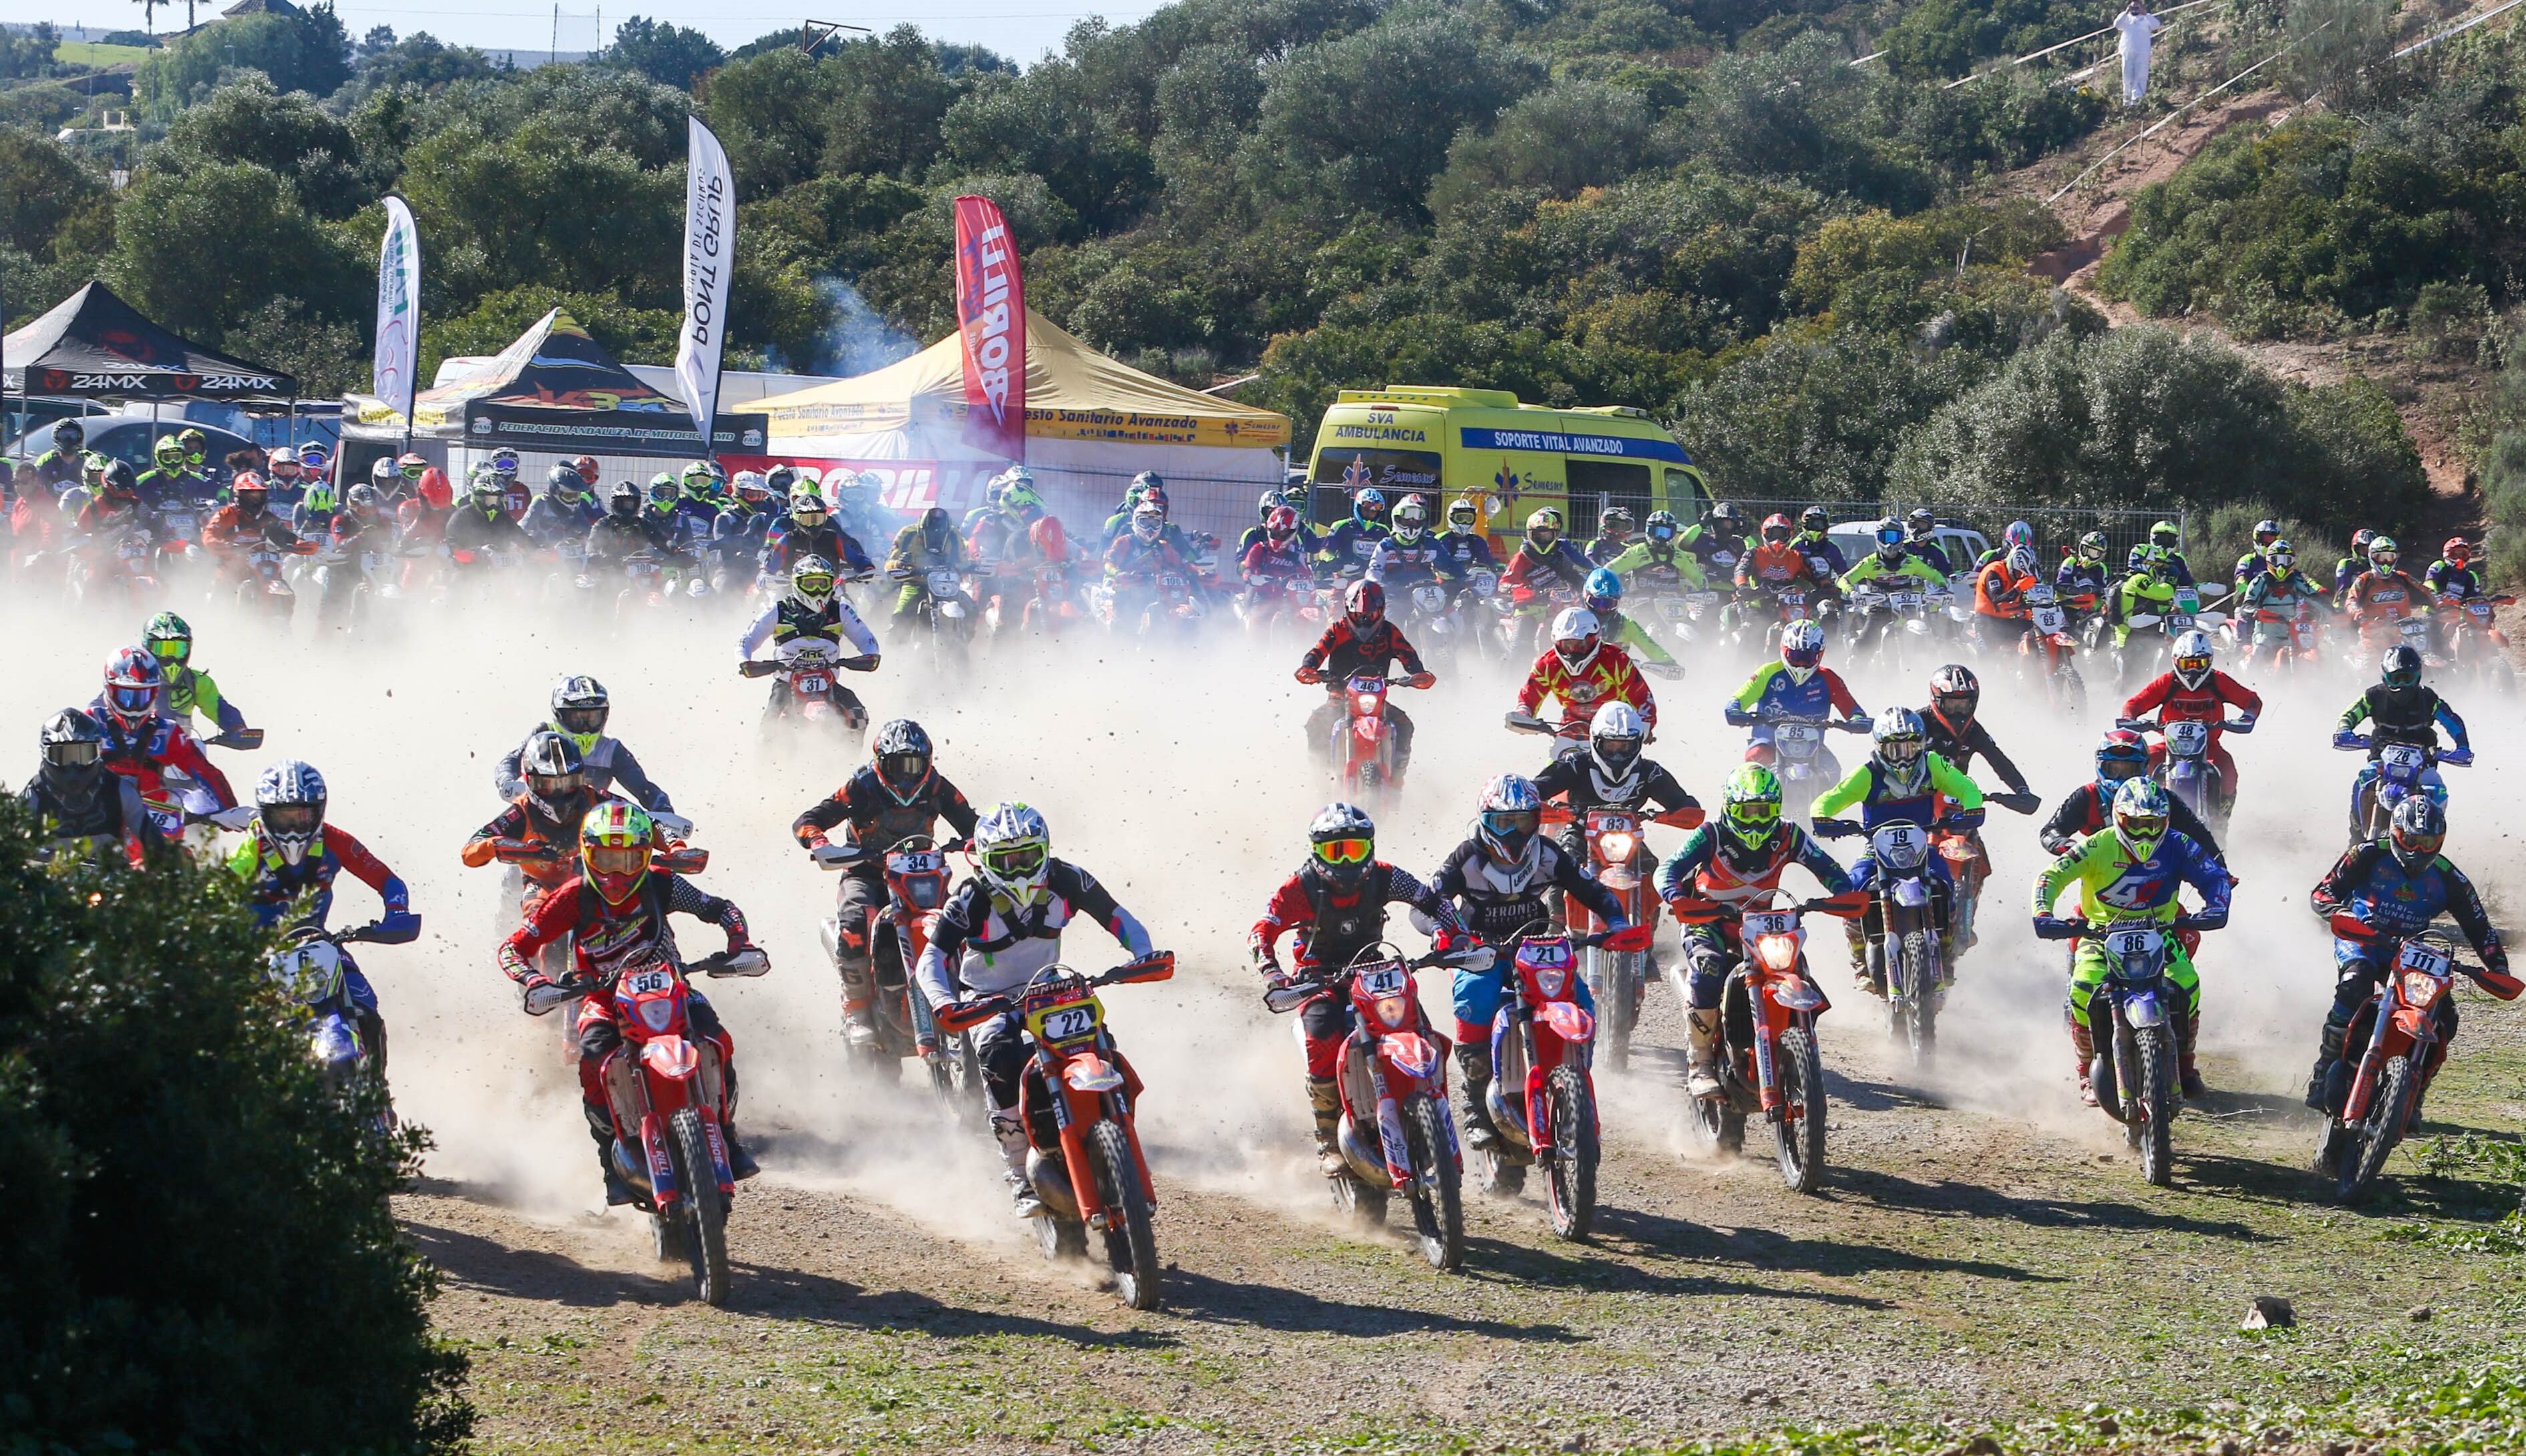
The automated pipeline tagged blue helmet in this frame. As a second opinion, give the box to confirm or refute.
[1583,566,1623,614]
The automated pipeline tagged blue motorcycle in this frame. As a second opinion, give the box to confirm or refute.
[2335,732,2467,846]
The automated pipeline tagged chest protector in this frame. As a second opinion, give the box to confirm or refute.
[1297,865,1387,966]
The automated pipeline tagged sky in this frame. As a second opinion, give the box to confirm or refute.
[26,0,1161,68]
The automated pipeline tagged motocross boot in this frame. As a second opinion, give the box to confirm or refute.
[836,956,880,1053]
[1306,1076,1346,1176]
[2179,1009,2207,1099]
[1453,1043,1500,1150]
[2072,1019,2098,1107]
[587,1101,637,1206]
[2304,1019,2347,1110]
[1845,922,1879,996]
[994,1113,1046,1218]
[1686,1009,1724,1100]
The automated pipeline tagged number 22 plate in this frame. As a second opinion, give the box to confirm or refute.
[1032,1003,1101,1044]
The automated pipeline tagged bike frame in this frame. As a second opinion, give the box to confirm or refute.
[2342,935,2453,1123]
[599,964,734,1215]
[1337,956,1457,1190]
[1487,936,1596,1159]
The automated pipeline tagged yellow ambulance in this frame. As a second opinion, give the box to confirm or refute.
[1305,385,1711,538]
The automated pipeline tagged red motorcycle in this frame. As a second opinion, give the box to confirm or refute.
[2440,592,2517,693]
[1267,942,1467,1270]
[938,954,1176,1309]
[812,834,986,1127]
[2015,582,2086,712]
[525,945,769,1306]
[492,832,707,1062]
[1320,668,1428,806]
[2315,916,2516,1201]
[1543,803,1702,1070]
[1474,925,1652,1238]
[1670,891,1867,1193]
[2243,600,2326,669]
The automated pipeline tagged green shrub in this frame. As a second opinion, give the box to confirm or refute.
[0,799,468,1453]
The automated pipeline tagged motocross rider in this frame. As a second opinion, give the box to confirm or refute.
[1431,497,1506,602]
[136,434,210,511]
[2344,536,2432,651]
[1320,487,1393,578]
[1365,496,1459,595]
[2040,729,2223,863]
[464,731,602,930]
[1684,501,1748,583]
[504,799,767,1203]
[1977,520,2037,571]
[1606,509,1710,596]
[2124,520,2195,586]
[20,709,159,869]
[1972,544,2042,653]
[2238,540,2331,660]
[791,719,980,1051]
[443,468,533,564]
[2034,779,2232,1103]
[710,472,779,588]
[1725,621,1866,763]
[1501,508,1598,623]
[201,474,307,584]
[1903,508,1953,577]
[1656,764,1859,1099]
[761,488,874,580]
[90,647,236,827]
[2336,645,2470,832]
[2232,519,2281,591]
[2424,536,2493,658]
[1811,708,1987,984]
[1579,568,1679,670]
[229,759,421,1074]
[1533,702,1704,901]
[1296,579,1434,775]
[2056,531,2113,610]
[30,419,85,492]
[2105,547,2185,649]
[1584,505,1635,566]
[886,507,973,631]
[915,803,1163,1217]
[1519,607,1658,736]
[737,556,881,726]
[1838,519,1949,649]
[1249,803,1465,1173]
[2304,797,2520,1111]
[1732,513,1824,624]
[1240,506,1317,617]
[1245,485,1324,562]
[1431,773,1634,1147]
[492,676,676,815]
[1103,502,1197,629]
[1791,506,1849,596]
[143,610,250,741]
[2333,528,2379,606]
[521,463,602,548]
[586,480,688,568]
[2120,628,2262,818]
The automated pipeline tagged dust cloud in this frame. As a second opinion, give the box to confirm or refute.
[7,582,2519,1237]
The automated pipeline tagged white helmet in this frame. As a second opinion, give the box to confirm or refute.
[254,759,327,866]
[1552,606,1602,671]
[973,801,1052,908]
[2171,627,2215,691]
[1589,701,1646,780]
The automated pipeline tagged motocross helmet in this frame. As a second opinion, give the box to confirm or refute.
[1130,470,1167,500]
[645,474,678,513]
[2381,644,2423,688]
[1645,509,1679,543]
[1719,763,1785,856]
[370,455,399,490]
[1475,772,1544,863]
[2266,539,2295,572]
[2368,536,2398,572]
[2443,536,2472,568]
[469,467,505,512]
[1779,618,1825,681]
[1257,490,1282,523]
[154,435,186,470]
[1929,663,1978,728]
[520,731,585,811]
[546,463,586,500]
[2094,728,2150,787]
[550,675,609,751]
[1392,496,1429,544]
[1130,504,1165,542]
[764,465,797,496]
[1352,487,1386,522]
[1708,502,1743,533]
[1600,506,1634,538]
[607,481,641,518]
[1525,508,1564,551]
[2252,518,2281,548]
[176,428,208,466]
[231,473,269,514]
[680,460,721,499]
[1552,606,1602,671]
[570,455,600,486]
[1282,483,1312,517]
[2077,530,2109,563]
[1265,506,1300,544]
[580,799,655,908]
[920,506,954,546]
[974,801,1053,908]
[872,719,932,804]
[1590,701,1646,780]
[2111,778,2170,860]
[1906,507,1936,538]
[265,447,301,480]
[398,453,430,482]
[2150,520,2180,550]
[49,419,83,450]
[1307,801,1377,892]
[2171,628,2215,691]
[2003,521,2034,552]
[1447,497,1479,534]
[1873,518,1905,563]
[486,446,520,481]
[1582,567,1623,615]
[1871,707,1930,795]
[1344,578,1387,632]
[790,491,830,527]
[1761,512,1793,546]
[255,759,327,867]
[40,708,106,775]
[143,611,193,671]
[2006,544,2038,578]
[2350,528,2376,555]
[2388,795,2446,870]
[732,471,770,508]
[788,554,836,610]
[99,460,138,503]
[345,484,381,522]
[1799,506,1829,536]
[103,647,162,731]
[1135,482,1171,517]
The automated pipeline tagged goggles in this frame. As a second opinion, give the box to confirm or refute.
[528,771,584,799]
[2097,757,2146,782]
[1481,809,1539,840]
[2119,813,2167,844]
[1313,836,1374,866]
[148,638,188,664]
[794,504,830,524]
[555,705,607,736]
[586,843,648,878]
[984,843,1047,879]
[1877,737,1924,764]
[1934,692,1976,721]
[1726,799,1780,828]
[262,803,322,838]
[108,683,157,715]
[45,740,101,768]
[793,570,835,597]
[400,460,427,480]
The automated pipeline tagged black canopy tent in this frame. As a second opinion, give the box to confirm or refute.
[3,282,296,401]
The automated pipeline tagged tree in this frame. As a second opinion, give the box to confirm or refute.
[606,15,725,90]
[157,75,371,218]
[0,800,469,1453]
[132,5,353,117]
[0,126,106,260]
[105,160,365,343]
[1427,81,1652,217]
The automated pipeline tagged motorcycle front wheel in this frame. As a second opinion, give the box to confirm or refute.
[668,1107,732,1306]
[2338,1053,2415,1204]
[1086,1119,1162,1310]
[1401,1093,1464,1271]
[2129,1023,2175,1187]
[1774,1027,1827,1194]
[1544,1067,1598,1240]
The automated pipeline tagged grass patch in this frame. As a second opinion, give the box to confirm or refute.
[55,41,152,65]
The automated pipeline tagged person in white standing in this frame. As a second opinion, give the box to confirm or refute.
[2113,0,2165,106]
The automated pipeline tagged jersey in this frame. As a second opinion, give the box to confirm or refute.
[1429,837,1626,945]
[1735,542,1816,592]
[500,871,748,986]
[2041,781,2222,861]
[1319,518,1393,576]
[1654,823,1853,912]
[2311,842,2497,949]
[737,595,880,661]
[1920,709,2028,795]
[761,516,873,576]
[493,731,673,812]
[1531,745,1700,819]
[2337,683,2465,752]
[162,664,246,736]
[1604,539,1709,594]
[1366,535,1456,587]
[1300,618,1427,682]
[2032,830,2231,926]
[1839,552,1948,593]
[1812,751,1986,830]
[226,822,411,932]
[1519,643,1656,729]
[1431,530,1499,578]
[1249,861,1461,974]
[2122,670,2262,739]
[1501,540,1596,598]
[914,860,1153,1008]
[789,765,980,877]
[1793,532,1849,581]
[1729,663,1859,724]
[2346,568,2429,619]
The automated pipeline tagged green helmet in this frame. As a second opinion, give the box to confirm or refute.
[144,610,193,668]
[154,435,186,470]
[2149,519,2180,548]
[681,460,723,499]
[1720,764,1785,852]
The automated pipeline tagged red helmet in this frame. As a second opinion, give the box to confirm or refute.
[1029,514,1067,560]
[1266,506,1300,539]
[415,468,454,510]
[104,647,163,730]
[1761,512,1794,544]
[571,455,600,486]
[1344,578,1385,631]
[2443,536,2472,566]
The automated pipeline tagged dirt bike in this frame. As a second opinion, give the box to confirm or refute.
[1234,570,1324,644]
[1502,581,1580,658]
[938,954,1177,1310]
[2016,583,2087,713]
[1474,924,1652,1238]
[1543,802,1701,1071]
[741,638,874,733]
[2241,600,2326,671]
[1841,581,1934,669]
[1646,586,1727,649]
[491,830,707,1061]
[1321,668,1428,807]
[811,835,987,1129]
[2439,592,2517,694]
[1670,892,1865,1192]
[524,945,769,1306]
[1813,817,1965,1068]
[989,558,1081,636]
[2060,917,2204,1186]
[2117,584,2227,685]
[1266,942,1467,1270]
[1732,709,1871,822]
[266,922,397,1133]
[2312,916,2471,1202]
[1397,578,1466,666]
[2120,711,2251,836]
[231,538,315,620]
[66,524,164,606]
[2338,733,2467,847]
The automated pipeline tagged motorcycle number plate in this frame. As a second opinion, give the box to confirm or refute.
[2032,606,2065,632]
[119,540,148,558]
[927,569,961,594]
[2469,600,2493,617]
[1743,910,1796,938]
[2380,744,2426,774]
[1656,597,1690,621]
[1871,823,1927,870]
[2103,928,2157,960]
[1892,592,1923,608]
[625,967,675,996]
[1775,724,1821,753]
[2164,614,2193,630]
[167,514,196,533]
[1029,1001,1101,1045]
[793,671,831,695]
[886,848,942,876]
[1358,965,1409,998]
[2166,721,2209,755]
[2400,941,2452,977]
[1159,574,1187,589]
[630,560,659,578]
[1469,569,1499,595]
[1413,585,1447,612]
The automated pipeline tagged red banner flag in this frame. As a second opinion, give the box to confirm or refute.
[952,195,1025,463]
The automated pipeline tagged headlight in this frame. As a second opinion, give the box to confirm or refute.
[2400,970,2446,1007]
[1355,695,1381,715]
[1757,934,1799,972]
[1374,994,1411,1029]
[1598,831,1636,863]
[639,998,676,1032]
